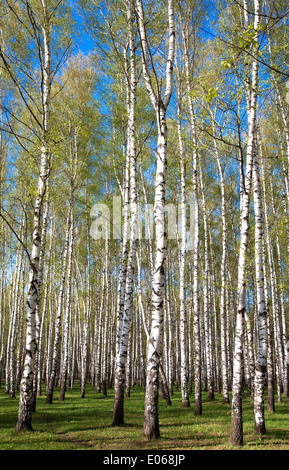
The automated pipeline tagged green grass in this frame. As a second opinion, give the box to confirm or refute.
[0,383,289,450]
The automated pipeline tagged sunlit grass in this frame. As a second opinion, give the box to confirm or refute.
[0,383,288,450]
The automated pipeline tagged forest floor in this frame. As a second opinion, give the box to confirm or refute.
[0,383,289,451]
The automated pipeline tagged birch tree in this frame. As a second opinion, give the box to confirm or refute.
[178,1,202,415]
[14,0,52,432]
[176,67,190,407]
[230,0,261,446]
[135,0,175,438]
[212,112,230,404]
[0,0,72,431]
[112,0,138,426]
[252,132,267,436]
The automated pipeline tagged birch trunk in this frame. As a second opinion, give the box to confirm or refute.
[136,247,148,387]
[33,191,49,409]
[45,240,55,387]
[9,248,23,398]
[192,129,201,415]
[46,211,71,404]
[199,166,214,401]
[245,309,255,400]
[114,51,131,387]
[263,242,275,413]
[166,266,174,396]
[180,19,201,415]
[79,281,90,399]
[101,228,110,397]
[211,117,229,403]
[16,152,49,430]
[142,103,168,438]
[260,150,283,402]
[230,0,260,446]
[268,171,288,397]
[15,291,24,392]
[16,0,51,432]
[59,214,74,401]
[95,267,105,393]
[136,0,175,439]
[6,244,21,395]
[0,233,6,387]
[113,0,137,425]
[37,212,54,397]
[176,79,190,407]
[252,138,267,436]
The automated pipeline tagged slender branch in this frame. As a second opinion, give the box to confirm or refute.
[0,210,32,267]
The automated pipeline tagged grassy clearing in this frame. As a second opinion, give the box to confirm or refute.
[0,383,289,450]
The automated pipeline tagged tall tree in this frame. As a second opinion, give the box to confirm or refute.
[14,0,53,431]
[230,0,261,446]
[252,132,267,436]
[112,0,138,426]
[135,0,176,438]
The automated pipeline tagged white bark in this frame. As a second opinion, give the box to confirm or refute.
[95,265,105,393]
[101,232,109,396]
[212,125,229,402]
[59,213,74,401]
[268,170,288,396]
[199,166,214,401]
[9,246,23,398]
[260,149,284,402]
[136,0,175,438]
[113,0,138,424]
[176,79,190,407]
[252,137,267,435]
[180,16,202,414]
[230,0,260,446]
[16,0,52,432]
[33,191,49,407]
[46,211,71,404]
[37,211,54,397]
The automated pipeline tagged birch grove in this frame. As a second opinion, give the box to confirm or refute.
[0,0,289,447]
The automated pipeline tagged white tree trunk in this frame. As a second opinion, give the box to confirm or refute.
[136,0,175,438]
[180,19,202,414]
[143,104,169,438]
[9,247,23,398]
[200,166,214,401]
[260,150,284,402]
[16,0,51,432]
[252,139,267,436]
[213,132,229,403]
[59,213,74,401]
[268,170,288,397]
[230,0,260,446]
[46,211,71,404]
[113,0,137,424]
[176,81,190,407]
